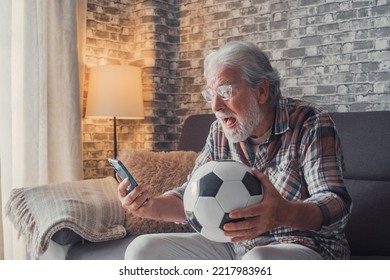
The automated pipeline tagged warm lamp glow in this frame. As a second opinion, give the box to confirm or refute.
[86,65,144,119]
[85,65,144,159]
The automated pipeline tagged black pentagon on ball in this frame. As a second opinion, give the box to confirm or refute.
[186,211,202,233]
[198,172,223,197]
[219,213,245,230]
[242,171,262,195]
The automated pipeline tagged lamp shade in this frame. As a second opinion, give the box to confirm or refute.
[86,65,144,119]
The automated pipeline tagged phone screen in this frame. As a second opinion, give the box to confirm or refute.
[107,158,138,194]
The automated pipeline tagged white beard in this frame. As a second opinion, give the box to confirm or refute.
[216,96,264,143]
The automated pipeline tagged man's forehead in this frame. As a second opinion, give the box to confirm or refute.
[207,67,240,86]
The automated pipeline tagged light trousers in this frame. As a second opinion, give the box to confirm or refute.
[125,232,323,260]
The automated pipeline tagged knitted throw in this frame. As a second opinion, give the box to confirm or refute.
[5,177,126,259]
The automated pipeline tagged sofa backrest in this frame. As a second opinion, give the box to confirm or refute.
[178,114,216,152]
[329,111,390,181]
[179,111,390,258]
[330,111,390,258]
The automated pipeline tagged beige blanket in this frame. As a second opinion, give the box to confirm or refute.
[5,176,127,259]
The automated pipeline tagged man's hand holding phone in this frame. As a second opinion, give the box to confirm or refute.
[108,158,151,216]
[108,158,187,223]
[117,175,150,211]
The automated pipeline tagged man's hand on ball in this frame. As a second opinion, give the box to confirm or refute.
[223,168,289,243]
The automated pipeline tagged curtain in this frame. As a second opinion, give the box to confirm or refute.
[0,0,86,260]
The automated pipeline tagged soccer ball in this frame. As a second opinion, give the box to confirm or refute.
[183,160,263,243]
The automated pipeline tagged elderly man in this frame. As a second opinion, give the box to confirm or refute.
[118,41,352,260]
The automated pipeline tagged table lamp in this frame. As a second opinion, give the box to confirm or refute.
[86,65,144,159]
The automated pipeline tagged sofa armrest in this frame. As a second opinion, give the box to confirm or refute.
[5,177,127,259]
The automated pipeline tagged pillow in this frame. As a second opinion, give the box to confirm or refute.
[118,149,198,234]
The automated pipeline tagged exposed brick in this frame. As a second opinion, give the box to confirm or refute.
[300,36,322,46]
[369,27,390,38]
[285,48,306,58]
[318,23,339,34]
[317,85,336,95]
[301,0,326,7]
[317,2,340,14]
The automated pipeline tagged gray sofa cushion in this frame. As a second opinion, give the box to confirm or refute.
[344,179,390,258]
[66,235,138,260]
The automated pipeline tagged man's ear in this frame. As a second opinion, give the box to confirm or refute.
[256,80,270,105]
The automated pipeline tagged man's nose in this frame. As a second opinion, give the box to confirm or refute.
[211,93,225,113]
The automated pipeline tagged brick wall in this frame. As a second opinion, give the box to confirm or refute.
[83,0,181,178]
[177,0,390,113]
[83,0,390,179]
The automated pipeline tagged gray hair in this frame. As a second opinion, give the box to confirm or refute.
[203,41,281,105]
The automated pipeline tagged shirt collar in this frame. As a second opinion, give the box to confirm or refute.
[273,96,290,135]
[238,97,291,165]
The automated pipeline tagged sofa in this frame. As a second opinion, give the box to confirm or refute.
[6,111,390,260]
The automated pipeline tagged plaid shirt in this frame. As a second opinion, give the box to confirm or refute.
[170,97,352,260]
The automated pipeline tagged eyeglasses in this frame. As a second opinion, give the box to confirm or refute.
[201,84,234,103]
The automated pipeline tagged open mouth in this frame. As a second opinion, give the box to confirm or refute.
[223,117,237,129]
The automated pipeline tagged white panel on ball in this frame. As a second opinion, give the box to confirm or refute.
[216,181,251,212]
[183,180,199,212]
[246,195,263,207]
[212,161,251,181]
[190,161,219,181]
[193,197,225,227]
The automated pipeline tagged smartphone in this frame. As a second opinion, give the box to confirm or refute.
[107,158,138,194]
